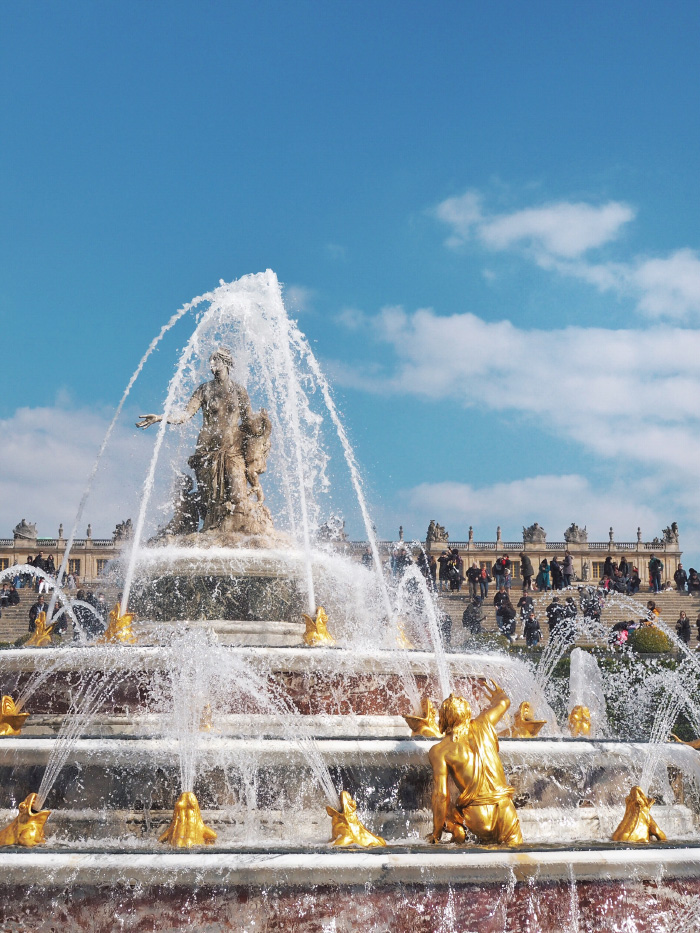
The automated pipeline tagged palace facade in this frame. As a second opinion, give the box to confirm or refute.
[0,519,129,585]
[0,518,684,589]
[351,521,683,586]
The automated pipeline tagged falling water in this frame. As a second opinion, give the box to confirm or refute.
[0,565,80,648]
[48,294,204,619]
[265,304,316,613]
[120,320,202,612]
[640,678,686,794]
[567,864,580,933]
[568,648,606,736]
[36,666,123,809]
[396,564,453,700]
[300,334,395,626]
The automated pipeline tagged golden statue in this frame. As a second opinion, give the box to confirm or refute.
[159,792,217,847]
[98,603,136,645]
[0,696,29,737]
[0,793,51,847]
[326,790,386,848]
[569,705,592,737]
[302,606,335,647]
[428,683,523,847]
[612,785,666,843]
[200,703,213,732]
[395,618,415,650]
[25,611,55,648]
[499,701,547,739]
[403,698,443,738]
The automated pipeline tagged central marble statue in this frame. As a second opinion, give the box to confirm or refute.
[137,346,275,542]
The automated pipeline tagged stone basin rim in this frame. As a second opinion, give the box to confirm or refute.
[1,846,699,886]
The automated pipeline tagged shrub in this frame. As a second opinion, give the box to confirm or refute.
[628,625,673,654]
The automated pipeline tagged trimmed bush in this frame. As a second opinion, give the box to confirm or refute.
[628,625,673,654]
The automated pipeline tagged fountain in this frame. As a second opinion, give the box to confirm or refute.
[3,271,700,930]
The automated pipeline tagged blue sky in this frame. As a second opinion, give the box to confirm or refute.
[1,2,699,561]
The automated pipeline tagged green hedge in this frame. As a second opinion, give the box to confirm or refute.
[628,625,673,653]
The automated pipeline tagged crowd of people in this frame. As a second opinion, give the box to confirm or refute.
[7,551,80,593]
[25,589,111,640]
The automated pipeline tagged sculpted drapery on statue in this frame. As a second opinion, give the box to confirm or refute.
[137,347,275,540]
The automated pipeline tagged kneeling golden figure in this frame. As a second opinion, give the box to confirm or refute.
[612,785,666,844]
[428,683,523,847]
[0,793,51,847]
[0,696,30,737]
[568,705,592,737]
[159,792,217,847]
[302,606,334,647]
[326,790,386,848]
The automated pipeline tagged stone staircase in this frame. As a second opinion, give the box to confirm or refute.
[0,588,36,643]
[2,583,697,649]
[439,586,700,649]
[0,584,120,643]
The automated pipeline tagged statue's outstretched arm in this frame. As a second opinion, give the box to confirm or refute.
[136,390,203,429]
[479,679,511,727]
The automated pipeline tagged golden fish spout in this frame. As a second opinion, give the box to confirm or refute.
[500,701,546,738]
[25,611,55,648]
[0,696,30,737]
[158,792,217,848]
[199,703,213,732]
[302,606,335,647]
[403,697,443,738]
[327,790,386,848]
[568,705,592,737]
[0,793,51,847]
[612,785,666,843]
[98,602,137,645]
[396,619,415,650]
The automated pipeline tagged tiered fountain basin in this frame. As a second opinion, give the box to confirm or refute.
[4,637,700,928]
[1,736,698,846]
[125,546,352,626]
[0,645,544,722]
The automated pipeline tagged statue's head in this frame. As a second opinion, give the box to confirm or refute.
[439,694,472,735]
[210,347,233,373]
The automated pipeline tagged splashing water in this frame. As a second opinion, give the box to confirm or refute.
[48,295,201,619]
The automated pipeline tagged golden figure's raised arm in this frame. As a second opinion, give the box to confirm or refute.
[136,389,203,429]
[428,744,449,843]
[479,679,511,728]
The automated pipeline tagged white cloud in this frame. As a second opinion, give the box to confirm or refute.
[434,190,700,320]
[0,404,152,538]
[480,201,634,259]
[403,474,662,544]
[632,249,700,318]
[548,249,700,320]
[334,307,368,330]
[434,190,483,245]
[435,190,634,258]
[333,305,700,483]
